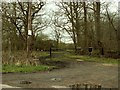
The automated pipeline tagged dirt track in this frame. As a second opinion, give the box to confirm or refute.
[2,61,118,88]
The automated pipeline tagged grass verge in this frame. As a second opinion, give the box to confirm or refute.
[67,55,119,64]
[49,52,119,65]
[2,64,56,73]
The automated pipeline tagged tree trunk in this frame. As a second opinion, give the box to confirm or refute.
[70,2,77,53]
[117,3,120,55]
[83,2,88,48]
[117,25,120,55]
[106,5,120,55]
[56,38,59,49]
[95,2,101,44]
[94,1,104,55]
[73,31,77,53]
[13,2,19,51]
[74,2,81,48]
[27,1,32,59]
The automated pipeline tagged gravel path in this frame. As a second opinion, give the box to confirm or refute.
[2,61,118,88]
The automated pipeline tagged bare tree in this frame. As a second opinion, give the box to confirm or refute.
[93,1,104,55]
[105,4,120,55]
[56,1,84,52]
[2,1,45,50]
[2,1,47,65]
[83,2,88,48]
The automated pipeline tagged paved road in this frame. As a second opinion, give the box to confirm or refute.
[2,61,118,88]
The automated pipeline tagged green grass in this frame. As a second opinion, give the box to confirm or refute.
[49,52,119,64]
[50,52,73,61]
[2,50,119,73]
[67,55,119,64]
[2,64,55,73]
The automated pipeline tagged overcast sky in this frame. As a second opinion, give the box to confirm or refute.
[42,0,119,43]
[1,0,119,43]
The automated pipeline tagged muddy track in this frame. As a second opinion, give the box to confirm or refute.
[2,61,118,88]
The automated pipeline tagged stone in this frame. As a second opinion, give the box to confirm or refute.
[51,78,62,81]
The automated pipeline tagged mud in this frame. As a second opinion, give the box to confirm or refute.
[2,61,118,88]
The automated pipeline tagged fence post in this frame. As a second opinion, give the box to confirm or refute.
[84,83,88,90]
[76,84,79,90]
[50,47,52,58]
[98,84,101,90]
[88,47,93,55]
[71,84,76,90]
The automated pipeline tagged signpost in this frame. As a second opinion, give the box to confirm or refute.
[26,1,32,65]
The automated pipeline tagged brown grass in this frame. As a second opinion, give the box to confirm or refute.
[2,50,35,65]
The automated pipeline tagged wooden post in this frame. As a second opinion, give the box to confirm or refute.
[50,47,52,58]
[90,84,93,90]
[26,1,32,65]
[8,38,12,64]
[98,84,101,90]
[84,83,88,90]
[94,85,97,90]
[71,84,76,90]
[76,84,79,90]
[88,47,93,55]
